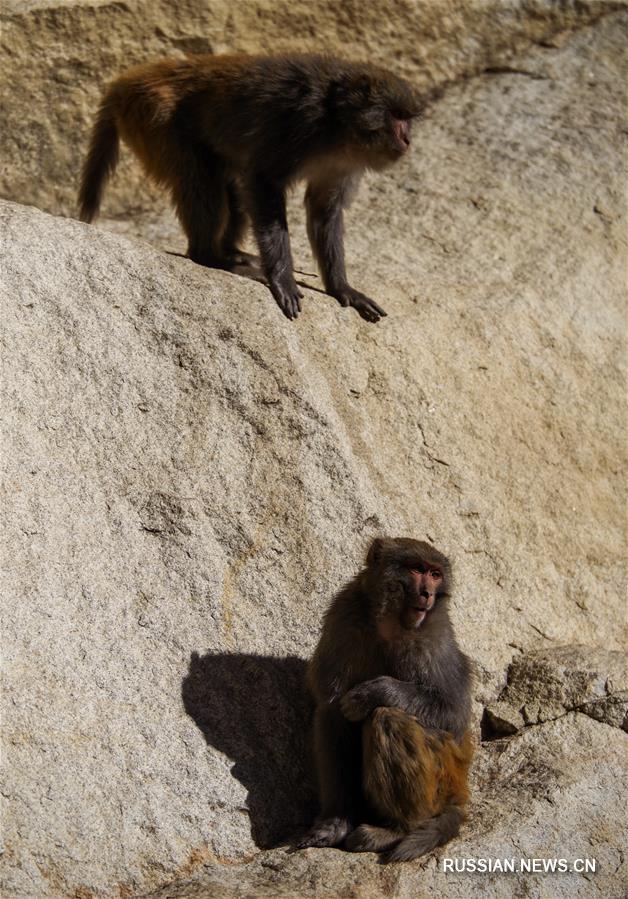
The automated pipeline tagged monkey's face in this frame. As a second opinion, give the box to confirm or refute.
[349,104,413,164]
[366,537,451,632]
[352,108,416,170]
[401,562,444,629]
[331,70,421,169]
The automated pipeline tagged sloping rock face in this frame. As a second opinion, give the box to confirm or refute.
[1,2,627,897]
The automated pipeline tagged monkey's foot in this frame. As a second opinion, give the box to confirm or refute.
[345,824,403,853]
[330,286,387,323]
[296,816,351,848]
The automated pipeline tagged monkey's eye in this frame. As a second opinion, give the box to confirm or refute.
[430,570,442,579]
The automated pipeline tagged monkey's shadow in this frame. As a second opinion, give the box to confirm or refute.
[182,651,317,848]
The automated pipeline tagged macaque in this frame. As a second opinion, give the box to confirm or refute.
[298,537,473,862]
[78,54,424,322]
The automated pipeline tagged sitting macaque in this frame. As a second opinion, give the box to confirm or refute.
[299,536,473,862]
[78,54,425,322]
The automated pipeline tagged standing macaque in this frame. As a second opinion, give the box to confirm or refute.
[78,54,424,322]
[299,537,473,862]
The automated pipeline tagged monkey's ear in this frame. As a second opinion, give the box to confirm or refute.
[366,537,388,566]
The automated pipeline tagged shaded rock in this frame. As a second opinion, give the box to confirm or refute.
[481,701,525,739]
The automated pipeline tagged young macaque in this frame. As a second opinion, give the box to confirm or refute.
[78,54,424,322]
[299,537,473,862]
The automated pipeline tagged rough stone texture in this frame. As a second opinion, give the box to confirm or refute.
[483,646,628,737]
[145,714,628,898]
[1,2,627,897]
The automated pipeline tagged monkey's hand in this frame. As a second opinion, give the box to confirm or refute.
[330,286,387,324]
[296,816,351,849]
[340,677,393,722]
[269,274,304,321]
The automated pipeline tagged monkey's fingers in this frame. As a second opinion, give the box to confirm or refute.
[270,281,303,320]
[339,690,369,722]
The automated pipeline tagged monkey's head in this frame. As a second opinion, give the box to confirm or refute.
[328,66,423,169]
[364,537,452,632]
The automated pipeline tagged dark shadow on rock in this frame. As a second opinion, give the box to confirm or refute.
[182,651,317,848]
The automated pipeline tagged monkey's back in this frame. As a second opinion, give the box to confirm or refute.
[100,53,413,176]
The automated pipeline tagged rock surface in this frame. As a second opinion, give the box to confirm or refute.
[483,646,628,737]
[1,2,627,897]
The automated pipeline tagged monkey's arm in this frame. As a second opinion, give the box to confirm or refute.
[246,174,303,320]
[341,676,463,737]
[305,178,387,324]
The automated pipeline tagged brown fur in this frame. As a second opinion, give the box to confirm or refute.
[79,54,424,322]
[363,709,473,829]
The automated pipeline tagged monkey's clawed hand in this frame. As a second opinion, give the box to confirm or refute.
[329,286,387,324]
[269,274,304,320]
[340,676,394,722]
[295,816,351,849]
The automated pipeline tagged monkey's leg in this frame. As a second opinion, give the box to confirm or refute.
[305,177,387,324]
[385,805,465,863]
[222,179,255,265]
[296,705,361,848]
[170,143,231,270]
[245,175,303,320]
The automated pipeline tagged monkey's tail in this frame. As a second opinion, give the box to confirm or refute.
[78,101,119,223]
[384,805,464,863]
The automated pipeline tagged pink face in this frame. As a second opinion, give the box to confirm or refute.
[409,566,443,611]
[401,564,443,629]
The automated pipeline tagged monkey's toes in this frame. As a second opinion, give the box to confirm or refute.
[333,288,387,323]
[276,297,298,319]
[296,817,350,849]
[354,297,387,323]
